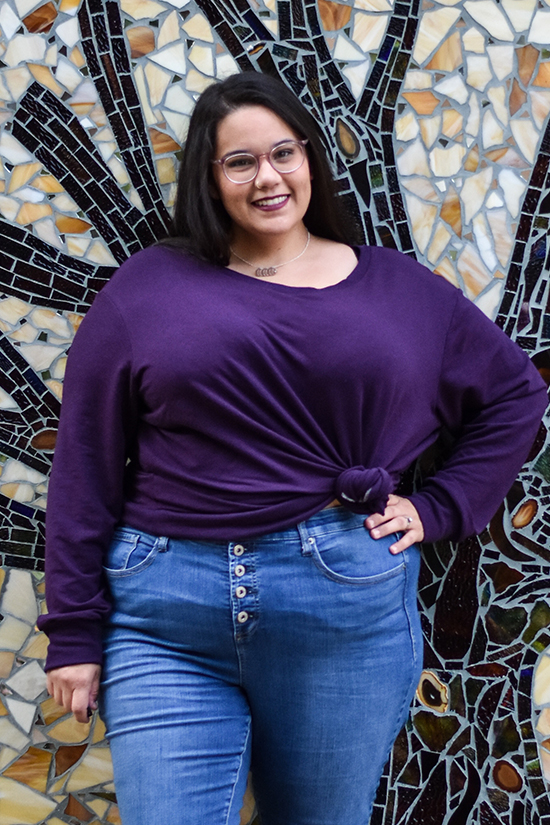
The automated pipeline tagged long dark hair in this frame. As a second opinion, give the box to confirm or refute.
[163,72,358,265]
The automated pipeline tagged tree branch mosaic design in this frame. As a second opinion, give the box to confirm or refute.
[0,0,549,823]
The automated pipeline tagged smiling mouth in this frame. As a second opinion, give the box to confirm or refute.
[253,195,289,208]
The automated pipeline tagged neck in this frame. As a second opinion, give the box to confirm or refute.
[230,226,309,264]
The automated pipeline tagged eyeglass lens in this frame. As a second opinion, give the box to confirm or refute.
[223,141,305,183]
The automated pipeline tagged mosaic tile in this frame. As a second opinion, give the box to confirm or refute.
[0,0,549,822]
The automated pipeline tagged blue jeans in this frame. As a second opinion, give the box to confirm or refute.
[100,507,423,825]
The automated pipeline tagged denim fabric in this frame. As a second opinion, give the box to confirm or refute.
[100,507,423,825]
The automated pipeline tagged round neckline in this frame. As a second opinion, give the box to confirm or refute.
[223,245,367,292]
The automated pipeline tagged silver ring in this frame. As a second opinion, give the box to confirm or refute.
[404,516,413,525]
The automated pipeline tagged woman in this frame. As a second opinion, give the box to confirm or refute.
[40,72,547,824]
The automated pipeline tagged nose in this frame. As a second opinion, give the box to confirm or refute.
[254,154,282,187]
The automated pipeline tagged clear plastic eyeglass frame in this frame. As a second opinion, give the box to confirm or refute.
[211,139,309,184]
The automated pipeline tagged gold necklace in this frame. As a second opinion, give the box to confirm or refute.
[230,231,311,278]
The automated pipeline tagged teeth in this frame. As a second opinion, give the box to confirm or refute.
[255,195,288,206]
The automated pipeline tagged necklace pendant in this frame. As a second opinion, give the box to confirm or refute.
[255,266,277,278]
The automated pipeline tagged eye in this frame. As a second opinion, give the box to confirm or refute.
[272,144,297,163]
[224,154,255,170]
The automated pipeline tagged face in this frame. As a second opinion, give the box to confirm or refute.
[211,105,312,246]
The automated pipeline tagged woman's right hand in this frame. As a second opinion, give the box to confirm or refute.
[46,663,102,724]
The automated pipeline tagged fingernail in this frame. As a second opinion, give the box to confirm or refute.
[372,530,380,539]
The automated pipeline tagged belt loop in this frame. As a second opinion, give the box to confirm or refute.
[157,536,169,552]
[297,521,314,556]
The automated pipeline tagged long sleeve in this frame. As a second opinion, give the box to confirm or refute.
[408,290,548,543]
[37,292,138,670]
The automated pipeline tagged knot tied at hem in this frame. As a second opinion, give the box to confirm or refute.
[335,466,395,515]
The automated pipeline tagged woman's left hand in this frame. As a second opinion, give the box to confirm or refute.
[365,494,424,554]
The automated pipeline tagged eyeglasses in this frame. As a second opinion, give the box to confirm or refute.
[212,139,309,184]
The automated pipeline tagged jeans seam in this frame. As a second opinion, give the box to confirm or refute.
[224,716,251,825]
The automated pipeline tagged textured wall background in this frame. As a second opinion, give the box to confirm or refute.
[0,0,549,823]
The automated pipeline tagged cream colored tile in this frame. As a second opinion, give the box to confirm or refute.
[0,388,19,411]
[51,356,67,380]
[487,86,508,126]
[1,570,37,625]
[149,42,186,73]
[0,747,18,771]
[333,35,365,62]
[162,109,189,142]
[145,63,171,107]
[48,716,91,744]
[482,110,504,148]
[30,309,71,339]
[7,162,41,194]
[106,157,131,187]
[0,776,56,825]
[158,10,182,46]
[5,698,35,733]
[0,4,20,39]
[464,0,514,40]
[487,208,513,266]
[0,616,31,651]
[535,655,550,705]
[528,9,550,44]
[530,89,550,129]
[537,707,550,735]
[352,12,388,52]
[412,7,461,64]
[426,31,462,72]
[511,118,539,163]
[427,221,451,264]
[4,66,32,101]
[134,66,157,126]
[457,244,492,299]
[182,11,214,43]
[120,0,165,18]
[66,746,114,792]
[19,343,64,373]
[396,139,431,176]
[434,74,468,104]
[486,192,504,208]
[342,61,370,98]
[6,660,46,701]
[403,71,433,90]
[0,133,33,165]
[502,0,536,32]
[0,297,30,324]
[434,256,460,287]
[487,45,514,81]
[401,177,440,202]
[0,482,34,503]
[405,192,437,253]
[472,213,498,271]
[396,112,420,141]
[21,632,49,660]
[442,110,462,138]
[429,144,465,177]
[4,34,46,67]
[86,240,119,266]
[419,116,441,148]
[186,69,216,93]
[462,27,485,53]
[34,219,63,249]
[1,459,45,486]
[460,167,493,224]
[0,718,30,751]
[216,53,239,80]
[9,324,38,343]
[466,55,492,91]
[475,278,503,320]
[55,56,83,93]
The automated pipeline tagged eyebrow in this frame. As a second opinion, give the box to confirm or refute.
[219,138,297,159]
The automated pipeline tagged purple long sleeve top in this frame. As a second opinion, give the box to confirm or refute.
[38,245,548,669]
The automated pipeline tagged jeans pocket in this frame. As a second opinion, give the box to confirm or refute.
[308,526,404,585]
[104,528,163,578]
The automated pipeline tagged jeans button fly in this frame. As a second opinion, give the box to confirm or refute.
[235,564,246,577]
[234,544,245,556]
[237,611,249,624]
[236,585,247,598]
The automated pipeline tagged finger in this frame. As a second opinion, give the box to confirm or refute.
[72,687,92,724]
[389,529,422,554]
[367,515,412,540]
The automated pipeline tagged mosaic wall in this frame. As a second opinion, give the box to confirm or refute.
[0,0,549,823]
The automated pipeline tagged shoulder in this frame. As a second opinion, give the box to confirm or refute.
[357,245,461,309]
